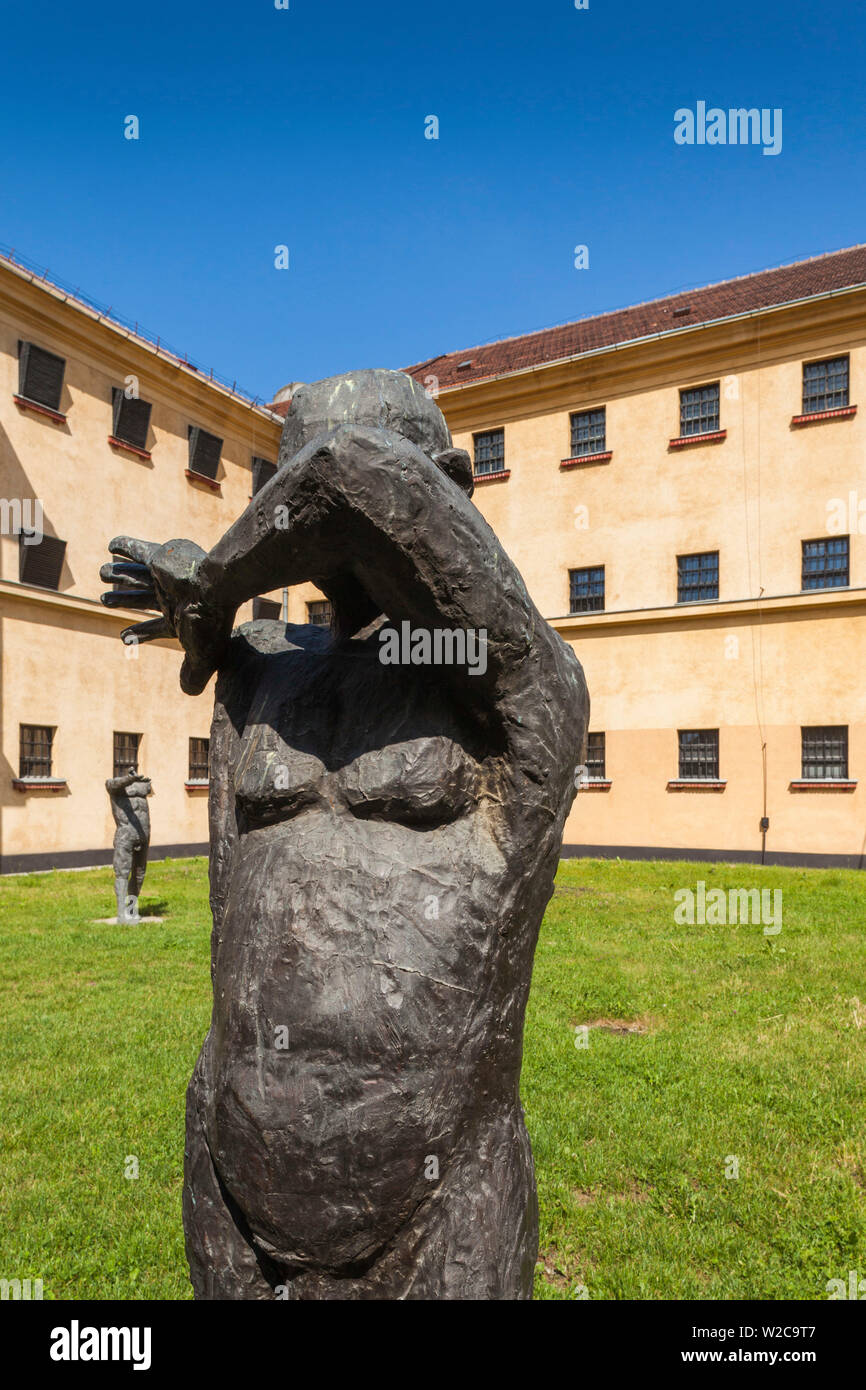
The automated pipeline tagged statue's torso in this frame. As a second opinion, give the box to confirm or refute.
[110,783,151,840]
[203,628,530,1266]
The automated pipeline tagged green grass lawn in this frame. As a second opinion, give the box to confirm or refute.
[0,856,863,1300]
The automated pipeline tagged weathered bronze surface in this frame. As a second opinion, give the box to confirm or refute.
[101,369,588,1298]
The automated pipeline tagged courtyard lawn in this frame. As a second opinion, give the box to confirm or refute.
[0,856,863,1300]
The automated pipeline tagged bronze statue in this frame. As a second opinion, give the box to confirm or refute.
[100,369,588,1299]
[105,766,152,924]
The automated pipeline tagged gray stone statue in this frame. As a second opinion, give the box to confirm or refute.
[105,766,152,924]
[100,369,588,1299]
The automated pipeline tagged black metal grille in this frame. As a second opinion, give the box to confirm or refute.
[569,566,605,613]
[802,356,849,414]
[113,731,141,779]
[802,536,849,589]
[801,726,848,780]
[677,551,719,602]
[678,729,719,780]
[252,456,277,494]
[19,532,67,590]
[253,597,281,620]
[307,600,333,627]
[570,408,606,457]
[586,731,606,779]
[680,383,720,436]
[19,724,53,778]
[473,429,505,476]
[18,341,65,411]
[188,426,223,480]
[189,737,210,781]
[111,387,152,450]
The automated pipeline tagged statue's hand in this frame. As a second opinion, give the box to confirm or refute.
[100,537,232,694]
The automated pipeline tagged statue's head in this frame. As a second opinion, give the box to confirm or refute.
[278,369,474,497]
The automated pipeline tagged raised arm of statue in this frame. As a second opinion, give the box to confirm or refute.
[100,407,586,807]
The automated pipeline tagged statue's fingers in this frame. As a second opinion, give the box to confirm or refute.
[109,536,159,564]
[120,617,173,645]
[100,589,159,610]
[99,561,152,586]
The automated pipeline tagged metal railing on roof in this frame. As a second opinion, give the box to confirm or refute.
[0,242,274,413]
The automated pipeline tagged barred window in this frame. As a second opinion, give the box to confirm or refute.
[802,356,849,414]
[307,600,333,627]
[569,565,605,613]
[586,731,606,780]
[189,737,210,782]
[113,731,141,779]
[680,383,720,437]
[19,724,53,778]
[802,536,849,590]
[473,429,505,476]
[801,726,848,780]
[677,551,719,603]
[570,408,606,457]
[678,729,719,780]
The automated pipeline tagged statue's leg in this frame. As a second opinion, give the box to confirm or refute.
[183,1046,280,1300]
[126,845,147,921]
[113,835,134,923]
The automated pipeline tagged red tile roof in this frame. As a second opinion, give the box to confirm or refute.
[403,245,866,393]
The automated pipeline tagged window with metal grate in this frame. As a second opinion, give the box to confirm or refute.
[189,737,210,781]
[801,726,848,780]
[473,429,505,476]
[307,600,333,627]
[570,408,606,456]
[677,551,719,602]
[19,724,54,778]
[586,731,606,779]
[569,565,605,613]
[678,729,719,780]
[113,731,141,779]
[802,356,849,414]
[679,383,720,436]
[802,536,849,589]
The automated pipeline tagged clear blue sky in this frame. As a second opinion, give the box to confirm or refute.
[2,0,864,399]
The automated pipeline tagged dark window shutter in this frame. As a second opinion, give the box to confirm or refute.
[112,387,152,450]
[19,532,67,589]
[188,426,223,479]
[252,456,277,494]
[253,597,281,620]
[18,341,66,411]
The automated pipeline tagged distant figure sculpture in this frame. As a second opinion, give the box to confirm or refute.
[105,767,152,924]
[100,369,588,1299]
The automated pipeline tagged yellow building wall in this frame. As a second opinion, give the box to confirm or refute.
[438,290,866,862]
[556,601,866,858]
[0,264,283,868]
[3,259,866,868]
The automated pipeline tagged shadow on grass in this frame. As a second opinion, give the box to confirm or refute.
[140,900,171,917]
